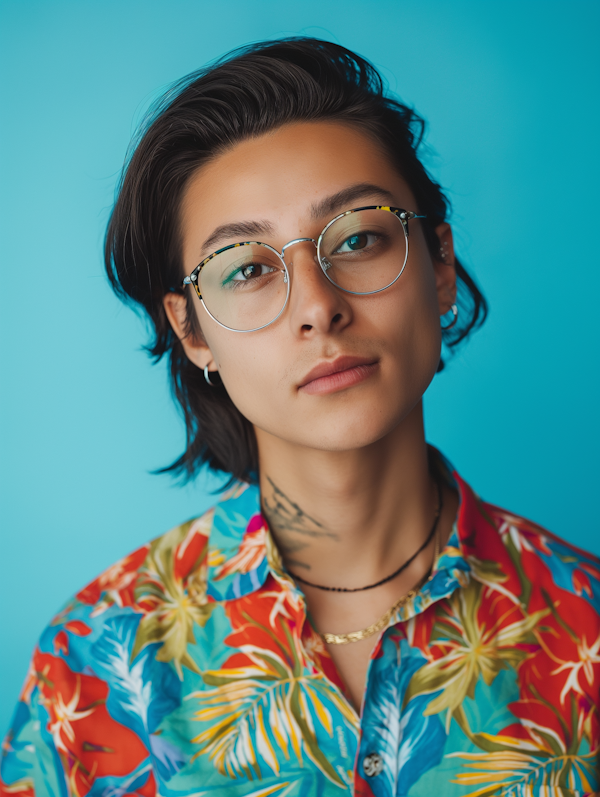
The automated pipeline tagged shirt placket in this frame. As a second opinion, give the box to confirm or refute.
[352,563,470,796]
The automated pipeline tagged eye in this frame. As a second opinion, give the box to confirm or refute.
[335,232,377,254]
[231,263,277,281]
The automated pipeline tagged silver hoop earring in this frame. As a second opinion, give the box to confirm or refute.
[441,304,458,330]
[204,365,216,387]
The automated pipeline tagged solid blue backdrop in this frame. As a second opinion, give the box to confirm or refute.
[1,0,599,735]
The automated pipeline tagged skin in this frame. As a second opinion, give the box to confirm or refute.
[164,121,459,712]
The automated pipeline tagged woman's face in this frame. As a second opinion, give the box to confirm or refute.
[166,122,456,453]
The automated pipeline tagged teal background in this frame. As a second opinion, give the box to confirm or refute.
[1,0,599,734]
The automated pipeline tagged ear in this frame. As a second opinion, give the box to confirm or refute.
[163,292,217,371]
[432,222,457,315]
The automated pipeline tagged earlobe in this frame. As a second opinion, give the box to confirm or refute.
[162,292,216,371]
[433,222,458,315]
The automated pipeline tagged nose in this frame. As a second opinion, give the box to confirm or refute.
[282,240,352,337]
[281,237,317,258]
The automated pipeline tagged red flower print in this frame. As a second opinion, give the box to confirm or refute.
[573,568,594,598]
[53,631,69,656]
[354,770,376,796]
[64,621,92,637]
[32,651,148,796]
[173,514,212,581]
[580,560,600,582]
[213,514,268,580]
[53,621,92,657]
[77,545,149,613]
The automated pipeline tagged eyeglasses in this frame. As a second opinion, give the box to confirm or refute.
[182,205,426,332]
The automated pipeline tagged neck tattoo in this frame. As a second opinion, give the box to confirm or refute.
[262,477,338,571]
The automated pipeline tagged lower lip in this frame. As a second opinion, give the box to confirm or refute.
[300,362,378,395]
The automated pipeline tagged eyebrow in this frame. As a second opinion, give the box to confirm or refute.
[200,220,276,257]
[310,182,397,220]
[198,182,396,258]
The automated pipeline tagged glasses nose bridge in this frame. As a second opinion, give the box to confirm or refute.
[280,237,317,262]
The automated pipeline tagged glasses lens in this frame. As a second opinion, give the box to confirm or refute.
[319,209,407,294]
[198,243,288,331]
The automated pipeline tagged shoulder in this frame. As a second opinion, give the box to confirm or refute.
[453,467,600,609]
[473,499,600,622]
[23,504,221,705]
[488,502,600,590]
[76,507,216,614]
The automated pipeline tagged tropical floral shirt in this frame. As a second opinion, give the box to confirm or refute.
[2,454,600,797]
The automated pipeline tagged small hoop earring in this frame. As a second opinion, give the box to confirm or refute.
[441,304,458,330]
[204,365,216,387]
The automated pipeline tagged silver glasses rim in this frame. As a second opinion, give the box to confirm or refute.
[316,205,414,296]
[182,206,426,332]
[195,240,291,333]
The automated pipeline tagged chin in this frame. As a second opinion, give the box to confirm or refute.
[248,383,424,452]
[281,409,407,453]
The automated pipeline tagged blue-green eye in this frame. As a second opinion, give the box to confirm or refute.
[335,232,377,254]
[345,234,368,251]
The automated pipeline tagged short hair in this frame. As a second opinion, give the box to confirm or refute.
[104,37,488,485]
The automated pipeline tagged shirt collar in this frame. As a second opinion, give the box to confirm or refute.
[206,448,482,605]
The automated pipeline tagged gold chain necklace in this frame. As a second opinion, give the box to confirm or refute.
[320,528,440,646]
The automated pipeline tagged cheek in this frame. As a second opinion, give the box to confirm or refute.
[377,259,441,363]
[359,260,442,428]
[204,325,288,426]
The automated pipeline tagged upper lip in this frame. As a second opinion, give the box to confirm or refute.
[298,355,378,388]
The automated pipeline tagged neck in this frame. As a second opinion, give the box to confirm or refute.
[256,402,441,589]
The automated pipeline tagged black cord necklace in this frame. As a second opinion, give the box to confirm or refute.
[288,477,443,593]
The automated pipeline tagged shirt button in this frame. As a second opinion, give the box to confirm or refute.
[363,752,384,777]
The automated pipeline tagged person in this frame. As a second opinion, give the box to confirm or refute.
[1,37,599,797]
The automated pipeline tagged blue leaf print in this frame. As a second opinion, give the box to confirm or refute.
[90,614,181,738]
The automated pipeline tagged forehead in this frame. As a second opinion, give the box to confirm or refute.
[180,121,416,258]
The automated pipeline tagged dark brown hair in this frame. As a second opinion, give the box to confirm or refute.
[105,37,487,484]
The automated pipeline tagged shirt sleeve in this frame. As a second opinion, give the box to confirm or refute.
[1,657,65,797]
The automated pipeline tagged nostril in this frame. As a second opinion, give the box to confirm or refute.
[332,313,342,324]
[301,324,313,332]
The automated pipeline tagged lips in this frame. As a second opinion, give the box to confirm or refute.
[298,355,378,391]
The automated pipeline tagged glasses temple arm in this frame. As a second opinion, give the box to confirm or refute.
[398,210,426,236]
